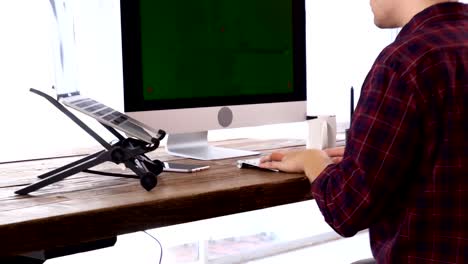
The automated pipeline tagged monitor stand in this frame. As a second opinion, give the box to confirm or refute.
[166,131,259,160]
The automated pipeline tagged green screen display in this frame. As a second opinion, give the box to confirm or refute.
[140,0,294,100]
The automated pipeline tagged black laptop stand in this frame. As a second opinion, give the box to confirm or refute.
[15,88,166,195]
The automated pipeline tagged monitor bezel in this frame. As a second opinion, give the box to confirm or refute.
[120,0,306,112]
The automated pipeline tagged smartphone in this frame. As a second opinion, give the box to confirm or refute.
[162,162,210,173]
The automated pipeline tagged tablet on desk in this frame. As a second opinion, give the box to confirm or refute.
[163,162,210,173]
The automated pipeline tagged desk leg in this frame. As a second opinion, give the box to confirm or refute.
[200,239,208,263]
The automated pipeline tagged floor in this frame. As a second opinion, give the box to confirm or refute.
[46,201,373,264]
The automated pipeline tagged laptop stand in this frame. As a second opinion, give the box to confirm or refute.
[15,88,166,195]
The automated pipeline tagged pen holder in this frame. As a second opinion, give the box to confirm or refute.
[345,128,351,145]
[306,115,336,150]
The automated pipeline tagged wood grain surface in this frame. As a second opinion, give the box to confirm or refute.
[0,139,312,256]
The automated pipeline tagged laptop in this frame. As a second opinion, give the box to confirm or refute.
[58,93,163,144]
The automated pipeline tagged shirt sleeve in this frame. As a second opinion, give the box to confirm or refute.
[311,63,422,237]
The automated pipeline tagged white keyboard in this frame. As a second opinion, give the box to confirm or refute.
[237,158,279,172]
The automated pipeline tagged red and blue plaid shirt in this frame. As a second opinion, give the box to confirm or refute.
[311,2,468,263]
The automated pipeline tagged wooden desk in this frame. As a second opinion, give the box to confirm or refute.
[0,139,312,256]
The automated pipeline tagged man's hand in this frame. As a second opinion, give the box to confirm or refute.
[324,146,345,164]
[258,149,334,183]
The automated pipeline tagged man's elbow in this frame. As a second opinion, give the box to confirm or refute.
[329,221,360,238]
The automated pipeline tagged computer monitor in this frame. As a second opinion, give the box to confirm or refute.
[120,0,307,160]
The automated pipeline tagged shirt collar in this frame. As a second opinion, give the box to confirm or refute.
[396,2,468,40]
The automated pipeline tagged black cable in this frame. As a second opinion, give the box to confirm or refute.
[142,230,163,264]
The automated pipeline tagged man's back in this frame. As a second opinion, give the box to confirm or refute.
[311,2,468,263]
[369,2,468,262]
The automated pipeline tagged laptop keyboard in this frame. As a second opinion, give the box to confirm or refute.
[85,103,105,113]
[95,107,113,117]
[75,99,97,108]
[110,115,128,126]
[69,98,127,125]
[61,96,155,144]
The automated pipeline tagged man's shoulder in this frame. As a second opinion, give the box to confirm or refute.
[372,40,419,76]
[389,2,468,61]
[374,24,467,76]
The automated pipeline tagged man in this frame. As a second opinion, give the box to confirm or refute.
[260,0,467,263]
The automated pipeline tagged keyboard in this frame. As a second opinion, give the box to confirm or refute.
[237,158,279,172]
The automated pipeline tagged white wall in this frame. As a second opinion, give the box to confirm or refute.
[0,1,85,162]
[306,0,397,124]
[0,0,398,162]
[0,0,121,162]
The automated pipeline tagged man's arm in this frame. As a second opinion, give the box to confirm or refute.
[311,63,422,237]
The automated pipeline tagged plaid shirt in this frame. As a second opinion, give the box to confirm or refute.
[311,2,468,263]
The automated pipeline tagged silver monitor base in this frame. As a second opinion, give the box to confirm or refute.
[166,131,259,160]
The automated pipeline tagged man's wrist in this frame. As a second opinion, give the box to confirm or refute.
[303,150,333,183]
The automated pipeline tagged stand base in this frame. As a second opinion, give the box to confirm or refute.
[167,131,259,160]
[14,89,164,195]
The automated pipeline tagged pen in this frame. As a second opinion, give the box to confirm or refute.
[350,86,354,124]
